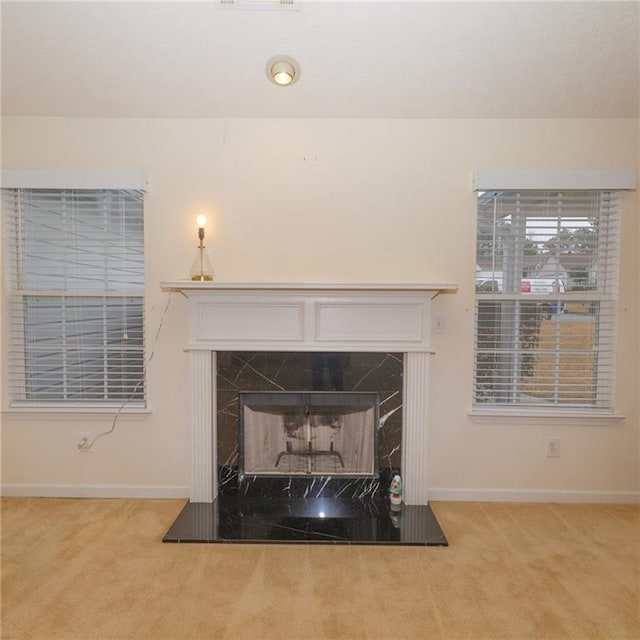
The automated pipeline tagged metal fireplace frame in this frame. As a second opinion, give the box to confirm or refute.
[238,390,380,479]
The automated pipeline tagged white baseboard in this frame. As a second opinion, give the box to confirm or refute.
[2,484,638,504]
[1,484,190,499]
[429,488,640,504]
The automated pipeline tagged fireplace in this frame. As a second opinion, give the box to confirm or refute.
[161,281,456,544]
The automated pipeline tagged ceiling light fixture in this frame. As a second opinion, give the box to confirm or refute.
[266,55,300,86]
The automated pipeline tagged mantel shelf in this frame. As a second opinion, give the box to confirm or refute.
[161,281,458,295]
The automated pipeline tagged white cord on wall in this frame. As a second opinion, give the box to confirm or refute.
[77,291,173,452]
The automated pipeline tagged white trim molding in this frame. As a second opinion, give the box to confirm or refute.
[1,484,189,499]
[190,350,214,503]
[1,169,147,191]
[469,409,625,424]
[472,169,636,191]
[429,488,640,504]
[4,485,636,504]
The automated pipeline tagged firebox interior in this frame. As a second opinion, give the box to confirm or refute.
[240,391,379,478]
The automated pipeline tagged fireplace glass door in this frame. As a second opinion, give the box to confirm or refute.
[240,392,379,477]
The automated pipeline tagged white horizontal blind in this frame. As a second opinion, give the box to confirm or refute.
[3,188,145,405]
[474,190,620,410]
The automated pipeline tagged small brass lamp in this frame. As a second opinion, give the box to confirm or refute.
[190,214,214,281]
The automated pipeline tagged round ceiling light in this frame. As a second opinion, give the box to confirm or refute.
[266,55,300,87]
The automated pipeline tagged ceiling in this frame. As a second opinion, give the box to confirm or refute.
[1,1,638,119]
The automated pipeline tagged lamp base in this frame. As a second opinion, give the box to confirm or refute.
[190,245,215,281]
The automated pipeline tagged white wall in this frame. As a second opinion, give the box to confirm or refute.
[1,116,638,501]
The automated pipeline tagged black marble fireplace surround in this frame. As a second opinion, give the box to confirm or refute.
[163,352,448,545]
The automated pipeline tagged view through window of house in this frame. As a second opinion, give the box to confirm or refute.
[3,188,145,405]
[474,190,619,410]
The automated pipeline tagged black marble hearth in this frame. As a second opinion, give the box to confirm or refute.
[163,495,448,546]
[163,467,448,545]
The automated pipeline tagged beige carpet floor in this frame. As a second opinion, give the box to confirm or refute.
[1,498,638,640]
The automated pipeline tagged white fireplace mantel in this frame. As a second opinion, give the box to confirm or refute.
[162,281,458,292]
[161,281,458,505]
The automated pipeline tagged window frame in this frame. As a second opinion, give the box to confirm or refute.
[2,171,147,411]
[470,170,634,418]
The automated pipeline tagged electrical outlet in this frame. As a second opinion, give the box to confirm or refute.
[546,437,560,458]
[433,313,446,334]
[77,432,92,452]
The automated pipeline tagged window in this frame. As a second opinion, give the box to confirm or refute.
[3,187,145,406]
[474,190,620,411]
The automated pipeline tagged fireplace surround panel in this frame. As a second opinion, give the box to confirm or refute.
[218,352,401,500]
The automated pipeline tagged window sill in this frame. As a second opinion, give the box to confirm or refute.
[469,407,625,423]
[3,404,152,420]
